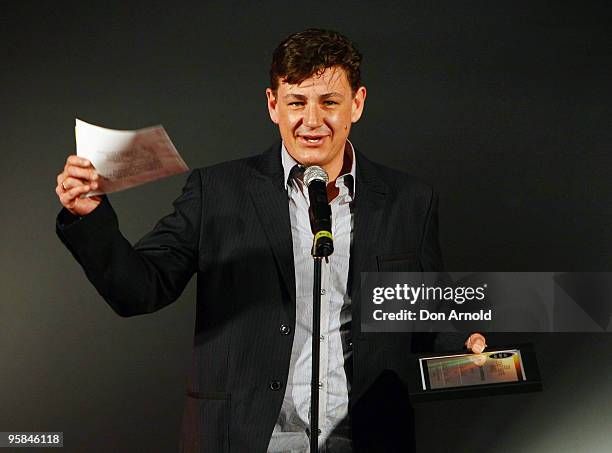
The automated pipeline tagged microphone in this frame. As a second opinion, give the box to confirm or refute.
[304,166,334,258]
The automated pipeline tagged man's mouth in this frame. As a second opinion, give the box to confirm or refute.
[297,135,328,145]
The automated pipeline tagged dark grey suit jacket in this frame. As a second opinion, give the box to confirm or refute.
[57,143,455,452]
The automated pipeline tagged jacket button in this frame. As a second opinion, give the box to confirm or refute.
[269,380,282,391]
[279,323,291,335]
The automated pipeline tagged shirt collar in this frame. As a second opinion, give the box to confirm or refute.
[281,140,357,193]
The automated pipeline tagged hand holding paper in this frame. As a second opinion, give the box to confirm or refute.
[55,155,101,216]
[56,119,189,216]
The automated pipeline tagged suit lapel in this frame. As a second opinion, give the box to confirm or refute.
[249,144,296,306]
[350,151,388,336]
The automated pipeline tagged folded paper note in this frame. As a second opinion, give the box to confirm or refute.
[75,118,189,196]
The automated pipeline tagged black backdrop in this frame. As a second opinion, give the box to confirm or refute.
[2,1,611,452]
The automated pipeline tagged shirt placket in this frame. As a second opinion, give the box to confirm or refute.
[318,260,330,449]
[322,181,351,449]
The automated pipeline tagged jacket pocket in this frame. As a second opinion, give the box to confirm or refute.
[376,252,418,272]
[180,393,230,453]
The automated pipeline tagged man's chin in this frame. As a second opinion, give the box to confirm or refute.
[289,147,331,168]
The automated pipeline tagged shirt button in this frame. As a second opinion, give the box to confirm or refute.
[320,288,326,295]
[269,380,282,391]
[320,335,325,341]
[318,381,323,389]
[279,323,291,335]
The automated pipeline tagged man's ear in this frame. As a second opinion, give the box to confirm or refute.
[266,88,279,124]
[351,86,367,123]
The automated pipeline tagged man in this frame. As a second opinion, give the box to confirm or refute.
[56,29,485,452]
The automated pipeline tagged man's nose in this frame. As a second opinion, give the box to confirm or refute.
[303,103,323,128]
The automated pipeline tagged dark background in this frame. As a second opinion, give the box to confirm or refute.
[2,1,611,451]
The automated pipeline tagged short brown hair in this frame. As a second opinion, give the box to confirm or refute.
[269,29,362,95]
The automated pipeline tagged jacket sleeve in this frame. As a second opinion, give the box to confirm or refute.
[55,169,202,317]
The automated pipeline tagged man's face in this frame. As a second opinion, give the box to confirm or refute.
[266,66,366,179]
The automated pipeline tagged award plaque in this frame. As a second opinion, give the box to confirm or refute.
[410,343,542,402]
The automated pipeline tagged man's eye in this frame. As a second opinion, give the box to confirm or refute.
[323,100,338,106]
[289,102,304,107]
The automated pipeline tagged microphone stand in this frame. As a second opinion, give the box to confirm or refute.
[310,236,333,453]
[304,166,334,453]
[310,255,323,453]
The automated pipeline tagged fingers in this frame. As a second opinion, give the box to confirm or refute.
[60,176,99,192]
[58,155,97,184]
[465,333,487,354]
[65,164,98,181]
[58,183,92,208]
[56,155,98,193]
[55,155,99,209]
[472,340,486,354]
[66,155,91,168]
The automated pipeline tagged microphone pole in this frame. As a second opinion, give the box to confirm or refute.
[304,166,334,453]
